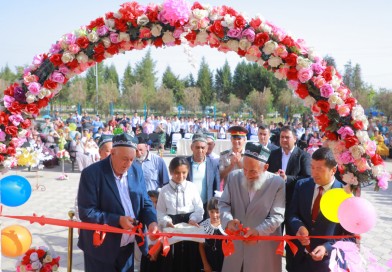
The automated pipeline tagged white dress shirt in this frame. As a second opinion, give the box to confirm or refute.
[281,147,295,172]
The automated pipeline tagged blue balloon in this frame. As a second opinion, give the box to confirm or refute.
[0,175,32,207]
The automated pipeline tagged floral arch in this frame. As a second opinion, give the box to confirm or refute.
[0,0,389,190]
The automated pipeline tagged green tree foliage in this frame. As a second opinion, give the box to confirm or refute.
[228,94,242,116]
[103,64,120,89]
[184,73,196,88]
[162,66,185,105]
[276,89,307,118]
[121,62,136,95]
[124,82,144,113]
[196,57,214,109]
[246,88,274,119]
[86,62,105,104]
[215,60,232,102]
[323,55,337,68]
[98,81,119,117]
[183,87,201,114]
[134,50,157,109]
[67,76,87,109]
[150,86,174,115]
[374,88,392,121]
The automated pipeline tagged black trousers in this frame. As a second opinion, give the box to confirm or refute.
[84,242,134,272]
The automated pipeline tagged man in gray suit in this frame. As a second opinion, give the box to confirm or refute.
[186,134,220,218]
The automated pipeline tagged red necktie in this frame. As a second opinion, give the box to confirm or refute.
[311,186,324,223]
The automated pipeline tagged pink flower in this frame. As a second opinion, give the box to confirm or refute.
[312,62,325,75]
[241,28,255,42]
[50,72,65,84]
[27,82,41,95]
[320,83,334,98]
[337,126,354,139]
[161,0,190,26]
[50,43,61,54]
[227,29,242,39]
[354,158,370,172]
[297,67,314,83]
[32,54,45,66]
[338,151,355,164]
[0,131,6,142]
[377,172,390,190]
[58,65,70,76]
[68,43,80,54]
[312,75,327,89]
[274,45,288,58]
[9,114,24,126]
[64,33,76,44]
[287,80,299,91]
[3,95,15,108]
[342,172,359,185]
[207,33,220,48]
[365,140,377,156]
[97,25,109,36]
[109,32,120,43]
[337,104,351,117]
[173,28,184,39]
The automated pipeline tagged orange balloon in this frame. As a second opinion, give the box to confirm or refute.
[1,225,32,258]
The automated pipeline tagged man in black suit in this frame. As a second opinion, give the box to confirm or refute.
[257,124,279,151]
[267,126,311,227]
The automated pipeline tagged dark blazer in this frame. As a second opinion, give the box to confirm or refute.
[267,146,311,209]
[77,156,157,263]
[267,142,279,151]
[286,178,352,272]
[186,156,220,203]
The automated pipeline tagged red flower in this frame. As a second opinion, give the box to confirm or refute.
[8,101,22,115]
[237,48,246,57]
[175,39,181,46]
[37,249,46,258]
[49,54,63,66]
[286,67,298,81]
[4,83,19,96]
[191,2,204,9]
[250,17,262,29]
[25,103,39,115]
[107,44,119,55]
[94,43,106,54]
[0,155,4,162]
[43,79,58,90]
[322,66,335,82]
[146,6,159,22]
[253,32,269,47]
[0,112,9,126]
[325,131,338,141]
[37,97,49,109]
[344,135,359,148]
[371,154,384,166]
[338,164,345,174]
[153,37,163,47]
[316,100,330,113]
[185,31,197,43]
[5,126,18,137]
[284,53,298,67]
[21,119,32,129]
[76,36,89,49]
[316,114,330,129]
[87,17,105,30]
[115,19,129,32]
[234,15,246,29]
[94,53,105,63]
[210,20,225,39]
[281,36,295,48]
[353,120,364,130]
[345,97,357,109]
[67,59,79,70]
[295,84,309,99]
[222,6,238,17]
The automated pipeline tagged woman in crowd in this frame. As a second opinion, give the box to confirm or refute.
[374,128,389,159]
[69,131,93,171]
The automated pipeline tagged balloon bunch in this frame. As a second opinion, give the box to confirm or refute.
[320,188,377,234]
[1,175,33,258]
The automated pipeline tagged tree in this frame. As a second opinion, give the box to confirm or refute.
[323,55,337,68]
[228,94,242,116]
[150,86,174,115]
[124,82,144,113]
[103,64,120,89]
[184,73,196,87]
[374,88,392,121]
[121,62,136,95]
[98,81,119,117]
[86,63,104,105]
[162,66,185,104]
[215,60,232,102]
[183,87,201,114]
[67,76,87,109]
[196,57,214,109]
[343,60,353,90]
[0,64,18,82]
[276,88,307,120]
[134,50,157,109]
[245,88,274,119]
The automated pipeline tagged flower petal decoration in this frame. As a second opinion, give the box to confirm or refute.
[0,1,389,191]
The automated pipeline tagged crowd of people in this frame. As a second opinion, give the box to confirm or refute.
[24,109,391,271]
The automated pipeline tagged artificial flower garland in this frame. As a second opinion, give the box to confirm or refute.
[0,0,390,190]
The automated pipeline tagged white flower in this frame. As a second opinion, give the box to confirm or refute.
[61,51,74,63]
[101,37,111,48]
[192,9,209,20]
[137,14,149,26]
[238,39,251,51]
[87,31,99,43]
[119,32,130,42]
[26,94,36,104]
[372,165,384,176]
[76,52,88,63]
[38,90,46,99]
[296,56,312,69]
[151,24,163,37]
[342,172,359,185]
[222,14,235,28]
[31,260,42,270]
[356,130,370,144]
[105,19,115,29]
[260,23,272,34]
[349,145,365,160]
[328,93,344,108]
[30,252,39,262]
[262,41,277,55]
[352,105,365,120]
[268,56,282,68]
[113,12,122,19]
[274,70,286,80]
[245,54,259,62]
[226,40,239,52]
[162,31,175,45]
[188,18,199,30]
[303,96,316,108]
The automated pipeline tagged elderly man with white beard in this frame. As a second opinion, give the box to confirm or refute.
[219,142,285,272]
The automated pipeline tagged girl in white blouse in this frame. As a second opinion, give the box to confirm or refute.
[156,156,204,272]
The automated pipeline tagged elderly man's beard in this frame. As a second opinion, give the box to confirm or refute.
[241,172,267,192]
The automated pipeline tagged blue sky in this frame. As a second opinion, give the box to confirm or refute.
[0,0,391,89]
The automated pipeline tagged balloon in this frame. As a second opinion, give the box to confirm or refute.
[0,175,32,207]
[69,123,77,131]
[338,197,377,234]
[1,225,32,258]
[320,188,352,223]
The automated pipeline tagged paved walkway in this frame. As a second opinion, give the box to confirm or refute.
[1,154,391,271]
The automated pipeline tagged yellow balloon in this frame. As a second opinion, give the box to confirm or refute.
[1,225,32,258]
[69,123,77,131]
[320,188,352,223]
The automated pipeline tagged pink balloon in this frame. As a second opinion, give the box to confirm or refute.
[338,197,377,234]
